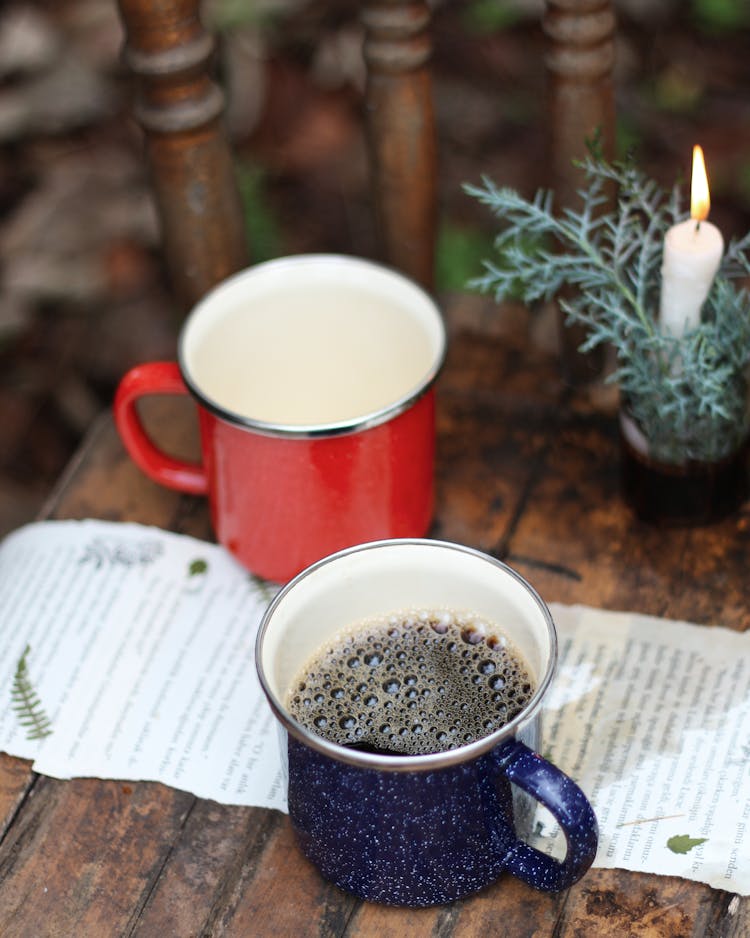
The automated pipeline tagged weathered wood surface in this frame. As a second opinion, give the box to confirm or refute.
[1,304,749,936]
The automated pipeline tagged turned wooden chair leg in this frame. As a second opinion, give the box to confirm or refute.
[361,0,437,291]
[116,0,249,312]
[544,0,616,382]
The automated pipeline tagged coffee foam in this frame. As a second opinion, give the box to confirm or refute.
[287,608,535,755]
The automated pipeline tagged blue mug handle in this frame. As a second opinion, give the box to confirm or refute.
[493,739,599,891]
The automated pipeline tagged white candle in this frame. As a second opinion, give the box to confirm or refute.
[659,145,724,337]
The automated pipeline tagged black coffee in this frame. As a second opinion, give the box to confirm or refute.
[287,609,535,755]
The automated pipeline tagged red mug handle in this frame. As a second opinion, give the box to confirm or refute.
[113,362,208,495]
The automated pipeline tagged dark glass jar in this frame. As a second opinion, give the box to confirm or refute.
[619,412,749,526]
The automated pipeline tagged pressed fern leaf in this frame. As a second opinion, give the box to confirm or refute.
[11,645,53,741]
[249,573,276,605]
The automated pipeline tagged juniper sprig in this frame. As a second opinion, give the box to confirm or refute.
[466,154,750,463]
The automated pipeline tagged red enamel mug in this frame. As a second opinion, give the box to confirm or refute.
[114,254,446,582]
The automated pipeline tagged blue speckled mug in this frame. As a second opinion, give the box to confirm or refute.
[256,540,598,907]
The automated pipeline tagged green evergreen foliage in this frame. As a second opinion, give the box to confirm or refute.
[461,0,523,34]
[236,161,284,264]
[692,0,750,33]
[466,154,750,463]
[436,221,496,293]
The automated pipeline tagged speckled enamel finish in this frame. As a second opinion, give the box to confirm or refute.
[286,733,598,906]
[256,539,599,907]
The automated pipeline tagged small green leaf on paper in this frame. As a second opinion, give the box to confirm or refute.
[667,834,708,855]
[188,558,208,578]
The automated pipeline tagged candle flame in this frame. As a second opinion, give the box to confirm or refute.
[691,145,711,222]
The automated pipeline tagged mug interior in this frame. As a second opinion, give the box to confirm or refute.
[179,254,446,435]
[257,539,557,767]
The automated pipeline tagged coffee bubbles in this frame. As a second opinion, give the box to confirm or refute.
[287,609,535,756]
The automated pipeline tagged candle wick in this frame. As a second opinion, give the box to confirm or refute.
[694,219,701,233]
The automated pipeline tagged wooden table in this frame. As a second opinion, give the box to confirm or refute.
[1,299,748,936]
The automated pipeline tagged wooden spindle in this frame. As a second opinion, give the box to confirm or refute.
[544,0,616,381]
[116,0,248,311]
[543,0,616,202]
[362,0,437,290]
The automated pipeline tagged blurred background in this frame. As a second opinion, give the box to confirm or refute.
[0,0,749,538]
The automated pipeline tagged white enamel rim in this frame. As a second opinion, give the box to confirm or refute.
[255,539,558,773]
[177,254,447,439]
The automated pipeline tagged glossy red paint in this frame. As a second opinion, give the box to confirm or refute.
[114,363,436,583]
